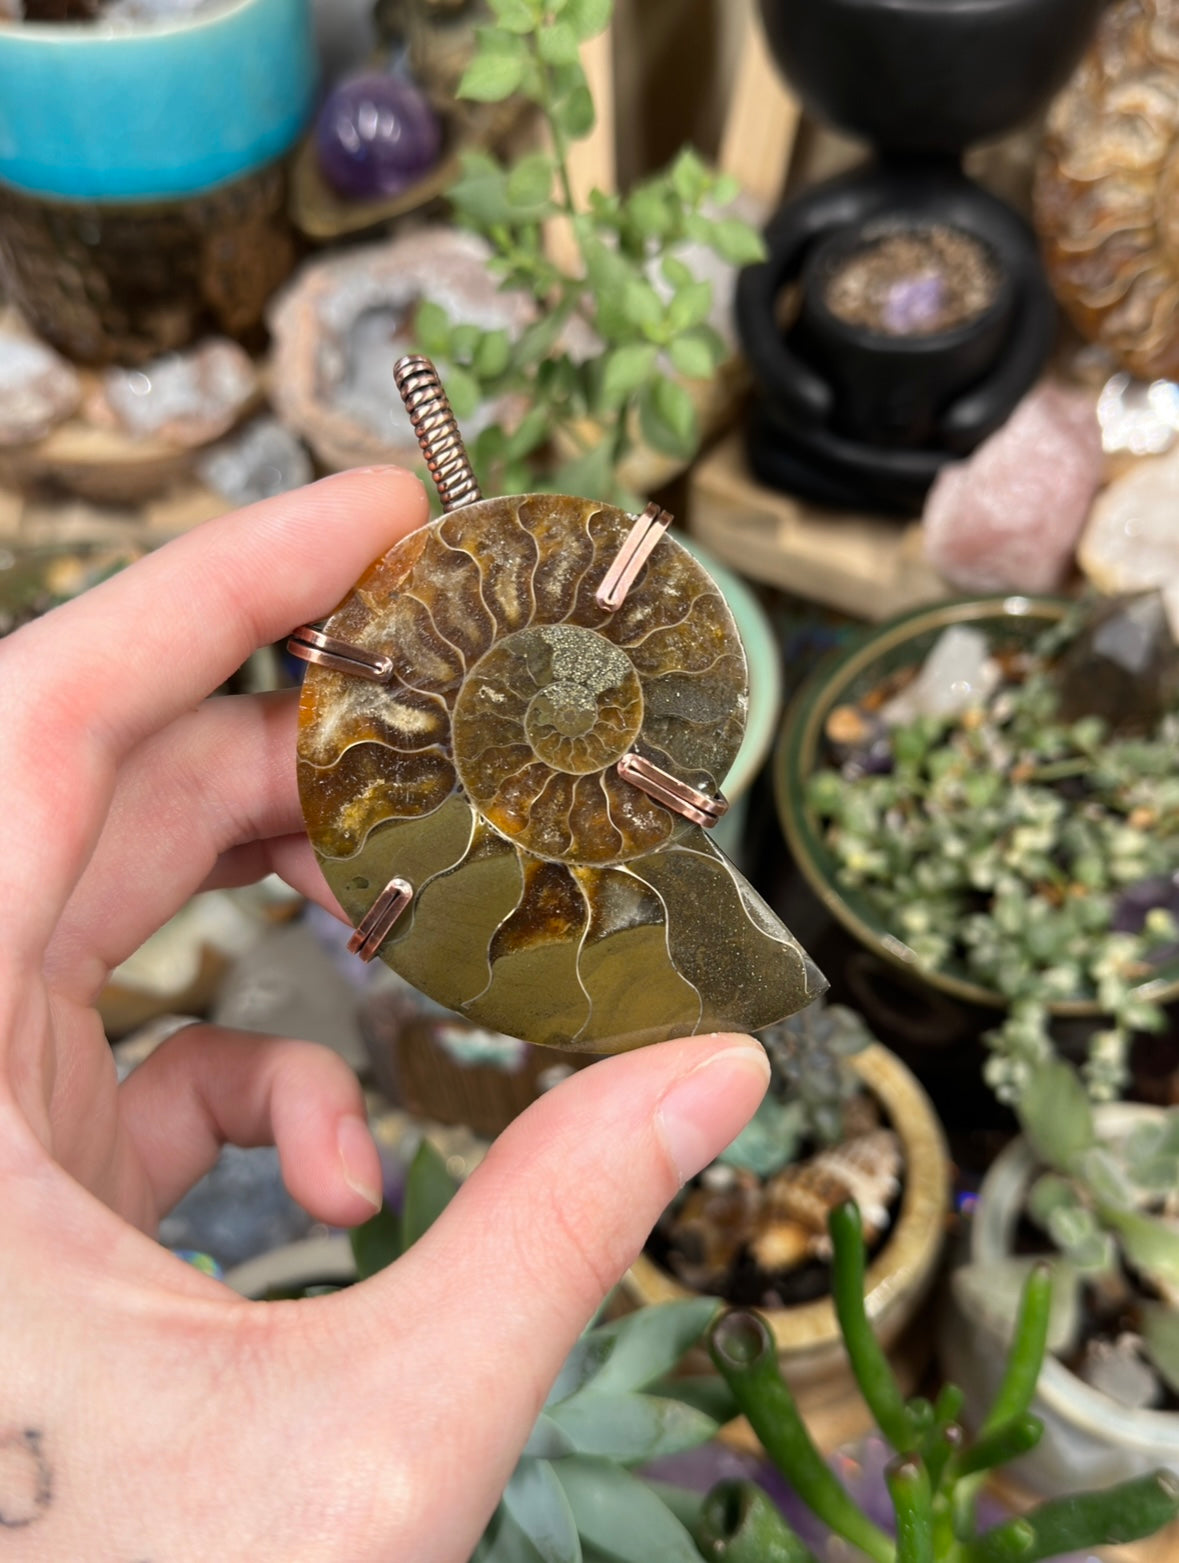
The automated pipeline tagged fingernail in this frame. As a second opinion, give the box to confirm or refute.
[657,1041,771,1185]
[337,1115,382,1212]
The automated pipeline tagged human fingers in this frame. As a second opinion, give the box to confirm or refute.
[0,466,428,969]
[46,690,307,1001]
[198,832,342,920]
[326,1033,769,1562]
[118,1023,383,1229]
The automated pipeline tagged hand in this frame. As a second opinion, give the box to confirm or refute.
[0,469,770,1563]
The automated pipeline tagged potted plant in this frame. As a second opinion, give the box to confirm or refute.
[623,1001,949,1448]
[775,594,1179,1113]
[228,1141,746,1563]
[406,0,766,510]
[0,0,316,364]
[945,1056,1179,1498]
[700,1200,1179,1562]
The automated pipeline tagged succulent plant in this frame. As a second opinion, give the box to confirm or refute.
[720,1001,874,1181]
[701,1202,1179,1563]
[956,1057,1179,1409]
[411,0,765,509]
[352,1143,737,1563]
[806,603,1179,1105]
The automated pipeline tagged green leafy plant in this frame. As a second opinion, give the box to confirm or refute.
[956,1057,1179,1406]
[806,612,1179,1105]
[700,1202,1179,1563]
[353,1141,737,1563]
[721,1001,874,1180]
[413,0,765,508]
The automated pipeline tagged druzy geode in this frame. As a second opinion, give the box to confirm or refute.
[296,494,824,1052]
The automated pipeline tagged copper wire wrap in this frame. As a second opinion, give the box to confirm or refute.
[393,354,483,513]
[287,626,394,682]
[348,876,415,962]
[595,503,673,611]
[616,751,729,828]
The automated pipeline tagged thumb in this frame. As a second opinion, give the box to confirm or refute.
[338,1032,769,1550]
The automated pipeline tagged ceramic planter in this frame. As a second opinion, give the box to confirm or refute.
[792,218,1016,450]
[225,1233,355,1299]
[739,0,1102,511]
[942,1104,1179,1493]
[773,597,1179,1088]
[624,1043,950,1446]
[757,0,1105,156]
[0,0,316,363]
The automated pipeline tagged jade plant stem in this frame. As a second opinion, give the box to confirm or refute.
[708,1310,894,1563]
[829,1202,917,1453]
[957,1472,1179,1563]
[980,1266,1052,1436]
[945,1416,1041,1483]
[695,1480,820,1563]
[887,1458,933,1563]
[953,1263,1052,1541]
[524,27,636,478]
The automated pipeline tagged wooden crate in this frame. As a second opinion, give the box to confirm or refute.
[687,431,951,621]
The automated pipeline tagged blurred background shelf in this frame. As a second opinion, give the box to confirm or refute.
[687,431,950,621]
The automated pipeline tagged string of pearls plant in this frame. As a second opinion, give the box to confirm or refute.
[807,613,1179,1105]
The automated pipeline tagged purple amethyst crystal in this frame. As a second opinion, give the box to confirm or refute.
[882,273,946,335]
[315,71,443,201]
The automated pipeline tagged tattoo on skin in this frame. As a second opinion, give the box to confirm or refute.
[0,1430,51,1529]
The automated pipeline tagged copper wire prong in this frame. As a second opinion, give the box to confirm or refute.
[393,354,483,514]
[348,876,414,963]
[616,751,729,828]
[287,626,393,683]
[595,503,673,612]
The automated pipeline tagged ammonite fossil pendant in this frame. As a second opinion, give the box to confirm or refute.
[292,358,825,1052]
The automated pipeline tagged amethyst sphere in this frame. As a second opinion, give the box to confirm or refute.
[315,72,443,202]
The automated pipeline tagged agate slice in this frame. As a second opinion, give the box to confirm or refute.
[296,460,824,1052]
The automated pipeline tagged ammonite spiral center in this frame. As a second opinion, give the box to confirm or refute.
[452,625,645,857]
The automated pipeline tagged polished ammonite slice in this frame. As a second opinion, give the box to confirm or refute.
[296,487,825,1052]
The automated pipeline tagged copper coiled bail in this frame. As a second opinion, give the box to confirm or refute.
[616,752,729,828]
[595,502,673,612]
[348,876,415,962]
[287,625,393,682]
[394,354,483,514]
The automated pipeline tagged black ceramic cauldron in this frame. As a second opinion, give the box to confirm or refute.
[740,0,1106,514]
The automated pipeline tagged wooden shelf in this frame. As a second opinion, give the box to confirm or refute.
[687,431,951,621]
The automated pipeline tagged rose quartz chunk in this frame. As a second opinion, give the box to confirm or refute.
[923,382,1104,593]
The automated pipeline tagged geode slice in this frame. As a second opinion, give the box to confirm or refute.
[0,331,82,446]
[1081,447,1179,639]
[197,416,312,507]
[268,228,532,472]
[93,338,258,446]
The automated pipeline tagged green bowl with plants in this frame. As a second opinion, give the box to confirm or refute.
[774,594,1179,1104]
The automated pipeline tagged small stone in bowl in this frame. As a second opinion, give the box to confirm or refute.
[96,338,257,446]
[825,226,998,337]
[315,70,443,201]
